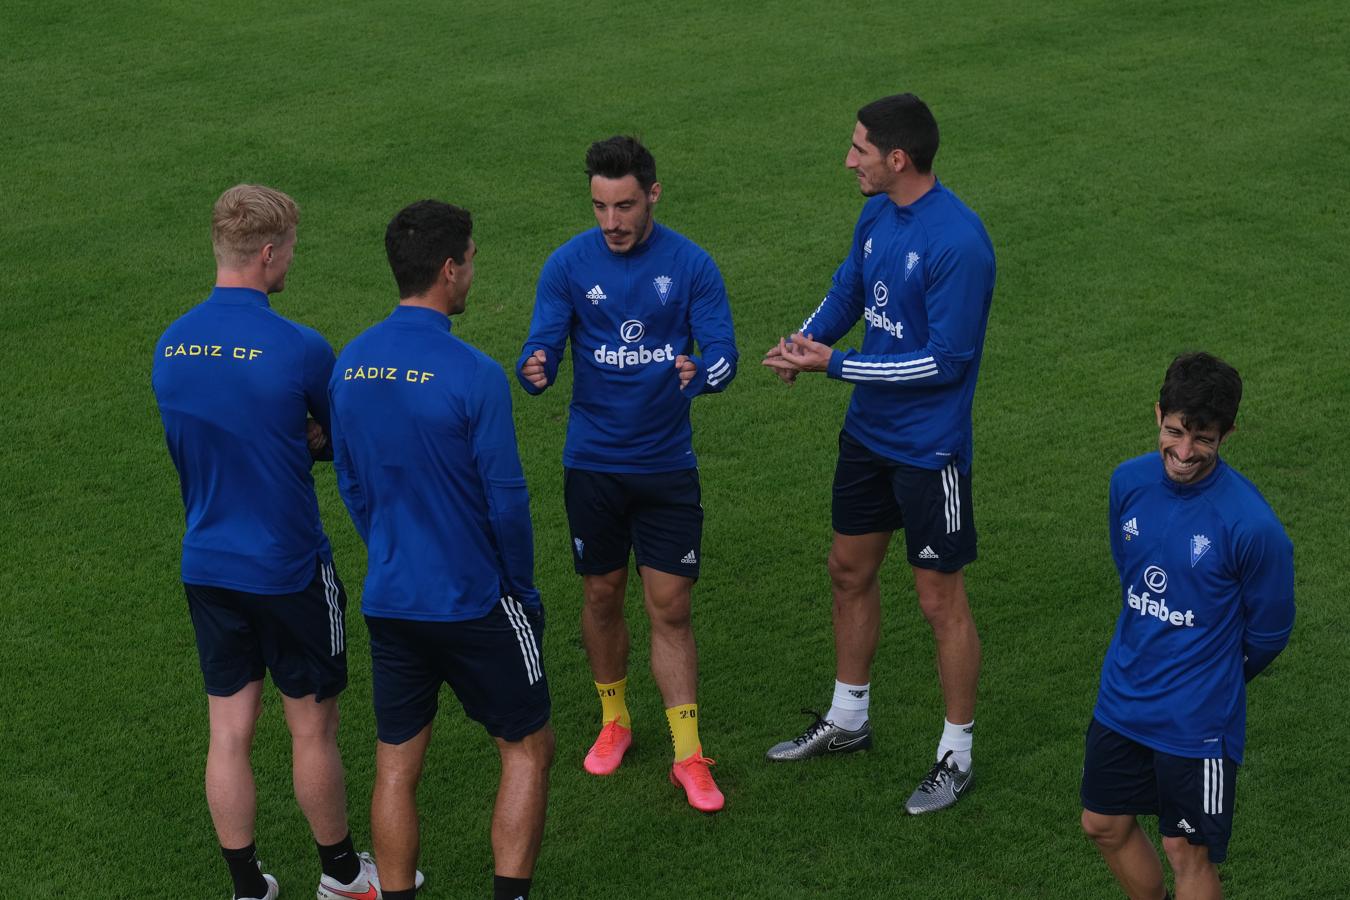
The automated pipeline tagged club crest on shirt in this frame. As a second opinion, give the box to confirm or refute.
[904,251,920,280]
[653,275,673,305]
[1190,534,1211,567]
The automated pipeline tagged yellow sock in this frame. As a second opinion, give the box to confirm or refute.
[666,703,701,761]
[595,678,630,729]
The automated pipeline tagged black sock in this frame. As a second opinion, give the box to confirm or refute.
[317,831,361,885]
[221,843,268,899]
[383,890,417,900]
[494,874,532,900]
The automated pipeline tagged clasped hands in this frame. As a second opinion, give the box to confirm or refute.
[761,332,830,385]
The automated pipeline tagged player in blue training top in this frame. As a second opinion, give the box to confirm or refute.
[330,201,553,900]
[762,94,995,815]
[517,136,738,813]
[152,184,380,900]
[1081,352,1294,900]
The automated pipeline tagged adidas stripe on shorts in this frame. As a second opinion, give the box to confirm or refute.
[366,597,551,744]
[184,556,348,701]
[831,429,976,572]
[1081,718,1238,863]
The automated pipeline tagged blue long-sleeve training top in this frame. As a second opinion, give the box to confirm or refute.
[516,222,738,473]
[1094,453,1295,763]
[799,182,995,474]
[152,286,335,594]
[330,304,539,621]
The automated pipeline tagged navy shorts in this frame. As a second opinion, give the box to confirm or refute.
[184,557,348,701]
[831,429,976,572]
[366,596,550,744]
[564,467,703,579]
[1081,719,1238,863]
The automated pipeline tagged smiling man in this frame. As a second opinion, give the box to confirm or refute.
[1081,352,1295,900]
[762,94,996,816]
[517,136,738,812]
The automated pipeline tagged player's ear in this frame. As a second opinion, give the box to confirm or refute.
[890,149,908,173]
[1154,403,1163,427]
[648,182,662,205]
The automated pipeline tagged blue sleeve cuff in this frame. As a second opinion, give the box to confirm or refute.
[515,347,557,395]
[681,354,709,397]
[826,348,848,379]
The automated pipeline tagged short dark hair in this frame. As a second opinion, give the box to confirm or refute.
[857,93,940,172]
[384,200,473,298]
[1158,352,1243,435]
[585,136,657,191]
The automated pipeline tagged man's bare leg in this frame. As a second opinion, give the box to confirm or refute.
[639,567,696,707]
[371,724,432,893]
[281,693,348,844]
[205,679,264,848]
[912,567,980,726]
[1082,810,1169,900]
[492,726,555,877]
[1163,836,1222,900]
[829,532,892,684]
[581,569,629,683]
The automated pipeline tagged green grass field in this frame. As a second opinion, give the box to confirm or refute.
[4,1,1348,897]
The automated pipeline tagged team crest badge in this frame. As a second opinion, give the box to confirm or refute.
[904,251,920,280]
[653,275,673,305]
[1190,534,1211,567]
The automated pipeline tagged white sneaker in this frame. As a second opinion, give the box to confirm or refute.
[316,851,424,899]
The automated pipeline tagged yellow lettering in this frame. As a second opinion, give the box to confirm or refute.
[163,346,172,357]
[188,344,202,356]
[174,344,187,356]
[420,371,435,383]
[405,369,418,382]
[233,347,246,359]
[365,366,381,379]
[210,345,222,357]
[344,368,354,381]
[384,367,397,380]
[353,367,367,379]
[249,349,263,360]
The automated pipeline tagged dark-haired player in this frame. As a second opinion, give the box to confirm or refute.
[153,184,379,900]
[762,93,995,815]
[1080,352,1294,900]
[517,136,738,812]
[331,201,553,900]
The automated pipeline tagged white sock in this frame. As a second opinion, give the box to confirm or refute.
[938,718,973,771]
[826,680,870,731]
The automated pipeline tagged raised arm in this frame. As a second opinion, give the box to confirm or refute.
[516,254,573,395]
[825,238,993,389]
[677,254,738,397]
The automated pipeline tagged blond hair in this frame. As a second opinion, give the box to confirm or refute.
[211,184,300,267]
